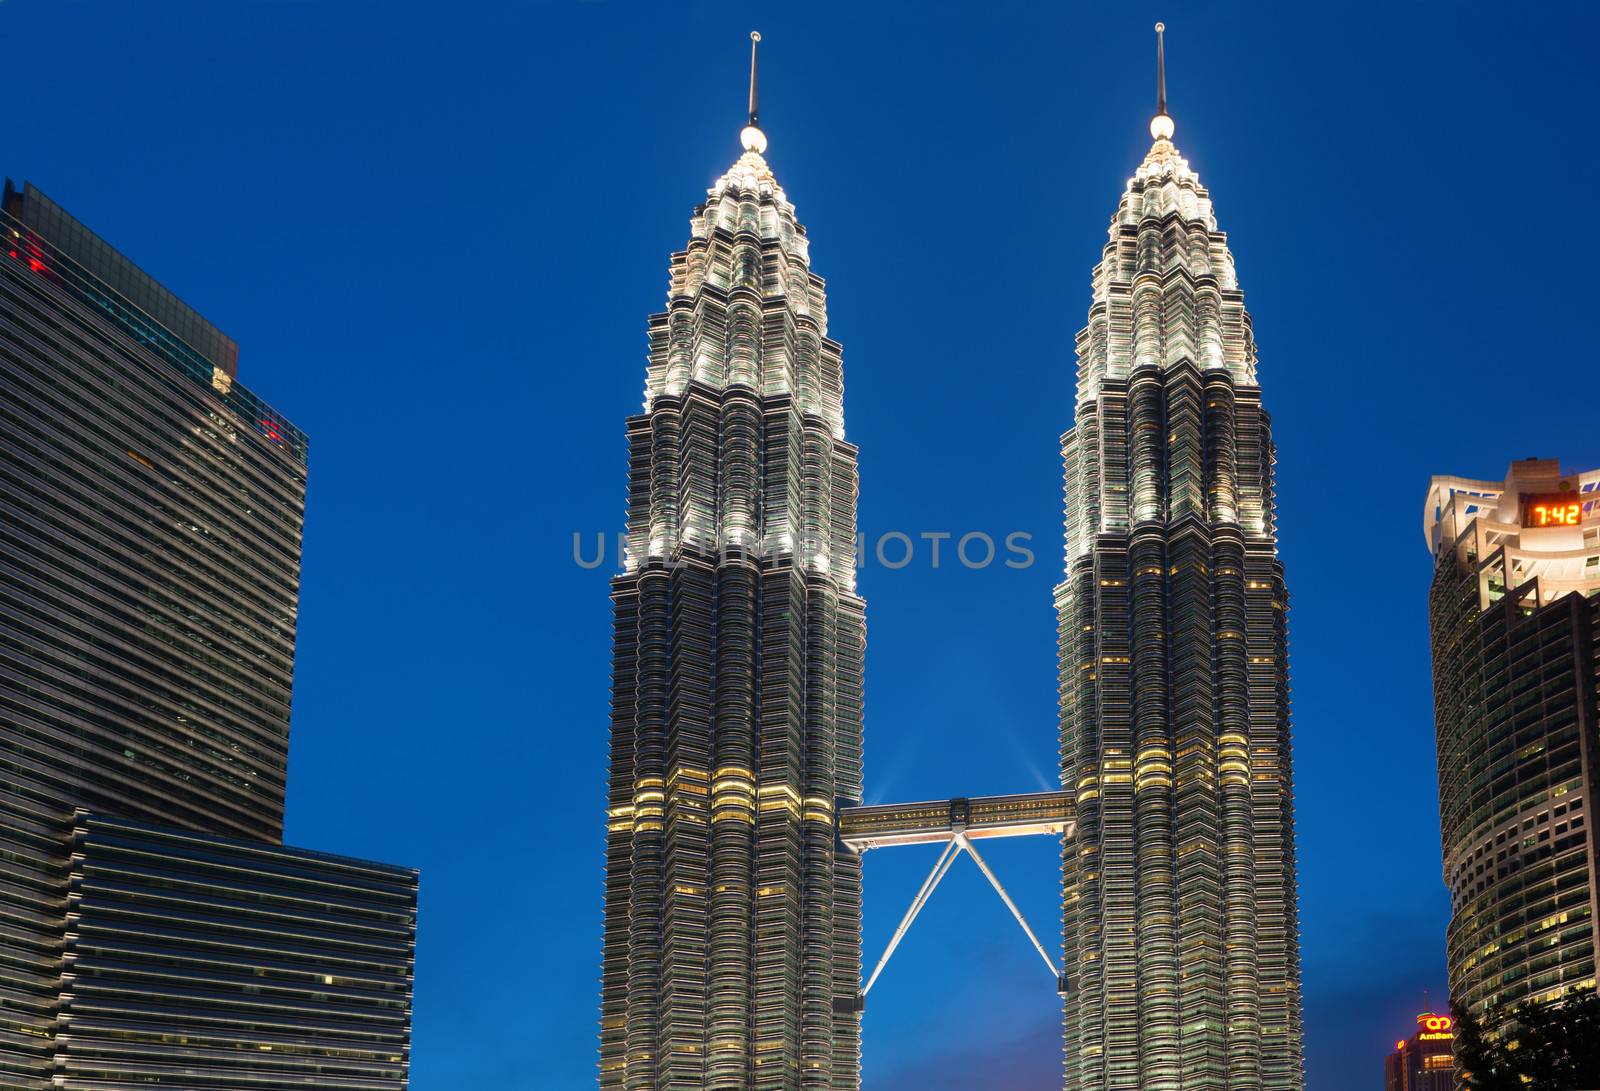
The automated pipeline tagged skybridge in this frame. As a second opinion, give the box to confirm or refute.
[836,792,1075,1008]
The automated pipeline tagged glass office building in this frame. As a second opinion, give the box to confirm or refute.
[1424,460,1599,1025]
[599,85,867,1089]
[1054,77,1306,1090]
[57,814,416,1089]
[0,179,303,844]
[1,179,415,1088]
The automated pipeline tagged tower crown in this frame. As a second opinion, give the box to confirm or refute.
[644,35,843,440]
[1074,23,1257,406]
[715,31,780,206]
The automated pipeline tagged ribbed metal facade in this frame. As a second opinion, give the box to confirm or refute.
[57,814,415,1090]
[600,139,866,1090]
[0,178,414,1090]
[1425,462,1600,1023]
[1,180,307,1089]
[1054,130,1304,1089]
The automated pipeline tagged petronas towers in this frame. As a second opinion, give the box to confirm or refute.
[600,35,866,1090]
[1054,46,1305,1088]
[600,26,1305,1091]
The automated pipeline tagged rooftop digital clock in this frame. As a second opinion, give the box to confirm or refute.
[1523,492,1583,527]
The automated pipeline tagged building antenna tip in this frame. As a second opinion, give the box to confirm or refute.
[1150,22,1175,141]
[741,32,767,152]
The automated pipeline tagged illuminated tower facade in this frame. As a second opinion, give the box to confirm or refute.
[1424,460,1599,1022]
[599,37,866,1090]
[1054,28,1305,1089]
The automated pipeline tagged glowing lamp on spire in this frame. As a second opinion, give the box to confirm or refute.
[1150,22,1175,141]
[740,31,768,153]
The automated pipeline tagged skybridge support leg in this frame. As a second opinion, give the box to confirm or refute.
[957,833,1060,980]
[860,836,960,998]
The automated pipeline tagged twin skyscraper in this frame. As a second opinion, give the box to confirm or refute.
[599,25,1306,1091]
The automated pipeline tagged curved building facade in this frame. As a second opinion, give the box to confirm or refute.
[1424,460,1600,1021]
[599,65,866,1090]
[1053,79,1305,1089]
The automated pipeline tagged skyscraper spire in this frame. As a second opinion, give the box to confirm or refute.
[1055,23,1305,1091]
[741,31,767,153]
[748,31,761,126]
[600,34,865,1090]
[1151,21,1175,141]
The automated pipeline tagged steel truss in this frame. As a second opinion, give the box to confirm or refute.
[841,791,1074,1001]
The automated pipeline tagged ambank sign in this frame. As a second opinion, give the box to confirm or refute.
[1417,1013,1454,1042]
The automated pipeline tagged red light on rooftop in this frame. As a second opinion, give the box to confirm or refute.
[8,238,49,276]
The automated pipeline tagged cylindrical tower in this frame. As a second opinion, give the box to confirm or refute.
[1423,461,1600,1026]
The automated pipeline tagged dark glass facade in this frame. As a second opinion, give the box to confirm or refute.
[5,183,241,379]
[1426,461,1600,1024]
[57,814,415,1090]
[0,179,304,839]
[1,177,415,1089]
[1,179,305,1087]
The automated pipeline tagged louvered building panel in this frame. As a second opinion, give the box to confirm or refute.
[0,177,416,1091]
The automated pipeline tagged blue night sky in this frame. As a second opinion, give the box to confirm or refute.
[6,1,1599,1087]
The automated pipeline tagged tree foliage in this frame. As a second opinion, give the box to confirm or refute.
[1454,987,1600,1091]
